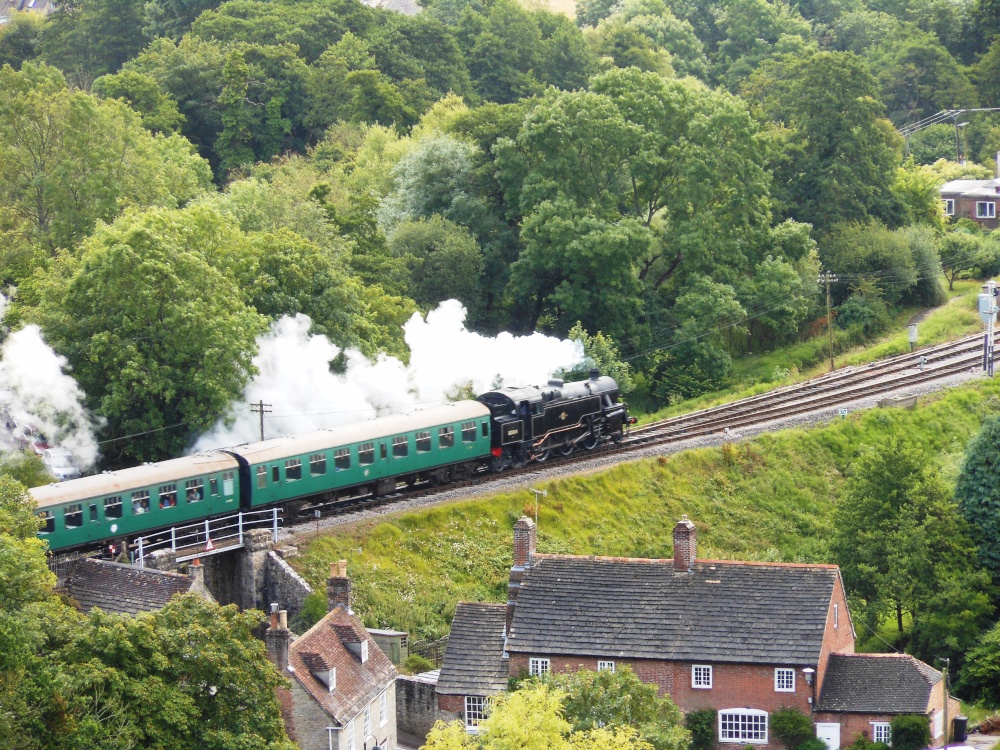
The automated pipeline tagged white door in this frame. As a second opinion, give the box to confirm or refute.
[816,723,841,750]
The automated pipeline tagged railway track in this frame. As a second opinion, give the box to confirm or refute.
[286,332,995,531]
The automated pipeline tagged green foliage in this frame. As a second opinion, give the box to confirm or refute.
[0,475,55,611]
[25,206,266,464]
[955,416,1000,581]
[836,292,892,337]
[0,451,53,489]
[562,323,634,393]
[770,708,814,750]
[960,620,1000,706]
[400,653,436,675]
[544,667,689,750]
[92,69,185,134]
[685,709,716,750]
[39,0,148,81]
[0,11,45,70]
[799,739,831,750]
[820,222,918,306]
[289,590,329,634]
[889,715,931,750]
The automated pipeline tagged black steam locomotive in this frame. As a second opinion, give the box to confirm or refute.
[477,370,632,470]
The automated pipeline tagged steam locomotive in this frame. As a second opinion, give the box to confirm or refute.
[30,373,631,552]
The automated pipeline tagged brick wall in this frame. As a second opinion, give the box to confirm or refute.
[946,194,1000,229]
[398,676,439,741]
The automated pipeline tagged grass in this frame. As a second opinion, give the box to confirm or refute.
[638,279,983,424]
[290,376,1000,640]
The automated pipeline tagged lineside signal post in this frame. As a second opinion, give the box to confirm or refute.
[979,281,998,377]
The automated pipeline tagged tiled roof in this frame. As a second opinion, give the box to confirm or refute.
[332,623,363,643]
[65,558,194,616]
[817,654,941,713]
[288,607,397,725]
[437,603,509,696]
[505,556,839,665]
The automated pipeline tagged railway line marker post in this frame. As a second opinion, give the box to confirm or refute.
[818,271,838,372]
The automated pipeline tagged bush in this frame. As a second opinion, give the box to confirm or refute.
[771,707,815,750]
[686,708,716,750]
[399,654,435,675]
[836,293,891,337]
[800,739,830,750]
[842,735,888,750]
[890,714,931,750]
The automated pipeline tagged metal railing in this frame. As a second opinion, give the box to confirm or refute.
[136,508,281,567]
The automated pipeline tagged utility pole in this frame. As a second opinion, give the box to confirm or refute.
[249,400,272,442]
[979,281,997,376]
[818,271,838,372]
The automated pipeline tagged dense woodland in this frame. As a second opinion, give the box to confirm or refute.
[4,0,1000,743]
[6,0,1000,463]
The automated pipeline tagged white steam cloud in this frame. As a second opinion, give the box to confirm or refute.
[0,315,103,470]
[194,300,584,450]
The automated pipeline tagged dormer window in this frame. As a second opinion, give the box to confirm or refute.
[300,652,336,691]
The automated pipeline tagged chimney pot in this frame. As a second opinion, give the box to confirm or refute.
[337,559,347,577]
[278,610,287,629]
[672,515,697,573]
[269,602,279,630]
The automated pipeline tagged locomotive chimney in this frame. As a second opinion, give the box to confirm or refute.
[672,515,697,573]
[589,368,599,381]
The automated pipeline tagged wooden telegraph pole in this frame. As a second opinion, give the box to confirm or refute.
[819,271,838,372]
[250,401,272,442]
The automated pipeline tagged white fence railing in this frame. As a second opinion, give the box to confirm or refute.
[136,508,281,567]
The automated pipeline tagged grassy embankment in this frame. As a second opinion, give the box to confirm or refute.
[641,279,983,423]
[291,375,1000,642]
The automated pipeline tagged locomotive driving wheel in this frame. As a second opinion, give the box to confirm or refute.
[583,432,600,451]
[533,449,550,463]
[558,442,575,456]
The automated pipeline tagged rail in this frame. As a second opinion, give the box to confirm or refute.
[135,508,281,567]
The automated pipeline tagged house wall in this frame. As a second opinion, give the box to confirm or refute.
[436,692,465,724]
[943,193,1000,229]
[926,677,963,748]
[397,676,439,741]
[288,679,339,750]
[816,575,855,701]
[813,711,895,747]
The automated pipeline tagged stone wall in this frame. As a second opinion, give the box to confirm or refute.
[397,675,440,740]
[265,551,313,624]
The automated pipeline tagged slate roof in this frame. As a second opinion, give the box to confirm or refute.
[437,603,509,696]
[940,179,998,194]
[65,558,195,616]
[288,606,397,725]
[817,654,942,713]
[505,556,841,665]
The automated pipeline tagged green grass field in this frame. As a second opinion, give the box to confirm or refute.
[291,375,1000,640]
[640,280,983,424]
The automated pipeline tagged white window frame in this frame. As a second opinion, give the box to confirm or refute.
[934,710,943,739]
[834,603,839,629]
[977,201,996,219]
[871,722,891,745]
[775,668,795,692]
[719,708,768,744]
[598,660,616,672]
[465,696,489,730]
[364,707,371,737]
[529,658,550,677]
[346,718,355,750]
[692,664,713,689]
[944,198,955,216]
[379,690,387,726]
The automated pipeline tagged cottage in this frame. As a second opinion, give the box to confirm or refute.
[939,178,1000,228]
[435,516,956,750]
[267,560,398,750]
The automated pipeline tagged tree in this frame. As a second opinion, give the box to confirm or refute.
[465,0,543,104]
[387,217,485,311]
[960,620,1000,707]
[938,230,985,290]
[893,161,947,230]
[561,323,634,393]
[26,206,265,464]
[0,475,54,612]
[711,0,813,89]
[92,69,185,134]
[38,0,148,83]
[770,708,814,750]
[831,439,994,663]
[819,222,918,306]
[955,416,1000,581]
[0,11,45,70]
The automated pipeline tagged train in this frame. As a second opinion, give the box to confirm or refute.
[30,372,631,553]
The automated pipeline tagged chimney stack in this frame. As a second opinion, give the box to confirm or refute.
[507,517,536,636]
[266,602,291,673]
[672,515,697,573]
[327,560,352,612]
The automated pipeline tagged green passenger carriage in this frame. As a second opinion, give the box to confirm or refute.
[230,401,493,508]
[30,452,241,552]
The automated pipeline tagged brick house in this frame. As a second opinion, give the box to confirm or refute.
[267,561,398,750]
[939,179,1000,228]
[434,516,956,750]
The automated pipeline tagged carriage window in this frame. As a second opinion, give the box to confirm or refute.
[359,443,374,465]
[185,479,204,503]
[209,478,219,496]
[439,426,454,448]
[272,466,280,483]
[65,504,83,528]
[257,466,267,489]
[311,453,327,475]
[38,510,54,534]
[104,496,122,519]
[416,431,431,453]
[462,421,477,443]
[159,484,178,509]
[392,435,408,458]
[285,459,302,481]
[89,503,99,523]
[334,448,350,471]
[132,490,150,515]
[482,421,488,437]
[380,443,387,459]
[223,471,234,495]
